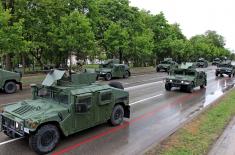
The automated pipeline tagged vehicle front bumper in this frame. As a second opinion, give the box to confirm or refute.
[216,70,232,75]
[0,114,25,138]
[166,81,191,88]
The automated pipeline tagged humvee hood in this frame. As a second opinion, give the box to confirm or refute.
[4,99,68,120]
[96,68,112,73]
[168,75,195,81]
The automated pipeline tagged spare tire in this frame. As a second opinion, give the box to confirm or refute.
[109,81,124,90]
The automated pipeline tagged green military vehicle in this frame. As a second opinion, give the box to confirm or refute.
[0,70,130,154]
[0,69,22,94]
[196,58,208,68]
[212,58,222,66]
[165,63,207,93]
[215,63,235,77]
[156,58,178,72]
[95,59,131,81]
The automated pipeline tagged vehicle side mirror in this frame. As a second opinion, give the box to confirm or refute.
[75,103,88,113]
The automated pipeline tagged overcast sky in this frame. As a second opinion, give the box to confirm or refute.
[129,0,235,51]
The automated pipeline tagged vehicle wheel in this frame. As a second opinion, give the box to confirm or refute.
[180,86,186,91]
[215,73,218,77]
[29,124,60,155]
[165,83,172,91]
[229,74,232,78]
[220,74,223,77]
[4,81,17,94]
[187,84,193,93]
[123,70,129,78]
[109,81,124,90]
[110,105,124,126]
[156,67,160,72]
[105,73,112,81]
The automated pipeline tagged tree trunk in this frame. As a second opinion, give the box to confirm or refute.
[22,53,26,74]
[119,50,123,64]
[5,54,12,71]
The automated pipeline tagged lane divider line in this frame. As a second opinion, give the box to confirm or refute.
[0,137,23,146]
[125,81,163,90]
[130,94,163,105]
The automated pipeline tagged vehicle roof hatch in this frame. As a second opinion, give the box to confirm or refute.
[42,70,65,86]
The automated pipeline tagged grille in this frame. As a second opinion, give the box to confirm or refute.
[2,116,15,129]
[12,105,36,115]
[173,80,181,84]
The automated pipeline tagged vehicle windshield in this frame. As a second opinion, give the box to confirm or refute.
[173,69,195,76]
[214,58,220,61]
[161,61,171,64]
[197,60,204,63]
[185,70,196,76]
[218,64,232,68]
[99,61,113,68]
[173,70,184,75]
[37,87,69,104]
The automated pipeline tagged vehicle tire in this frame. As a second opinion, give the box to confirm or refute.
[187,84,193,93]
[165,83,172,91]
[105,72,112,81]
[215,73,218,77]
[109,81,124,90]
[4,81,17,94]
[156,67,160,72]
[110,105,124,126]
[229,74,232,78]
[123,70,129,78]
[29,124,60,155]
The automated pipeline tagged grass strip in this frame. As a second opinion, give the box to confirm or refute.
[146,89,235,155]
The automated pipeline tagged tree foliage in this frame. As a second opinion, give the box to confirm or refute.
[0,0,232,70]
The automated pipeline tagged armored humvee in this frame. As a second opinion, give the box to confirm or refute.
[95,59,131,81]
[212,58,221,66]
[0,69,22,94]
[156,59,178,72]
[196,58,208,68]
[165,63,207,93]
[0,70,130,154]
[216,63,235,77]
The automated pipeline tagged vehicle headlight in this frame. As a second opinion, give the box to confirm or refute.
[26,119,38,129]
[169,80,173,82]
[15,122,23,130]
[182,81,190,85]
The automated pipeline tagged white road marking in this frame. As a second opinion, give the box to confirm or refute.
[0,137,23,146]
[130,94,163,105]
[123,77,165,85]
[125,81,163,91]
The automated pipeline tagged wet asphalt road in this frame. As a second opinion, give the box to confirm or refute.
[0,66,234,155]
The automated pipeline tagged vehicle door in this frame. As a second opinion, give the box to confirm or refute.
[197,72,204,86]
[73,93,96,132]
[96,89,113,123]
[112,65,119,77]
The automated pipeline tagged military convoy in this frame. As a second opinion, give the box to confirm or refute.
[0,70,130,154]
[196,58,208,68]
[165,63,207,93]
[95,59,131,81]
[216,63,235,77]
[0,69,22,94]
[156,58,178,72]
